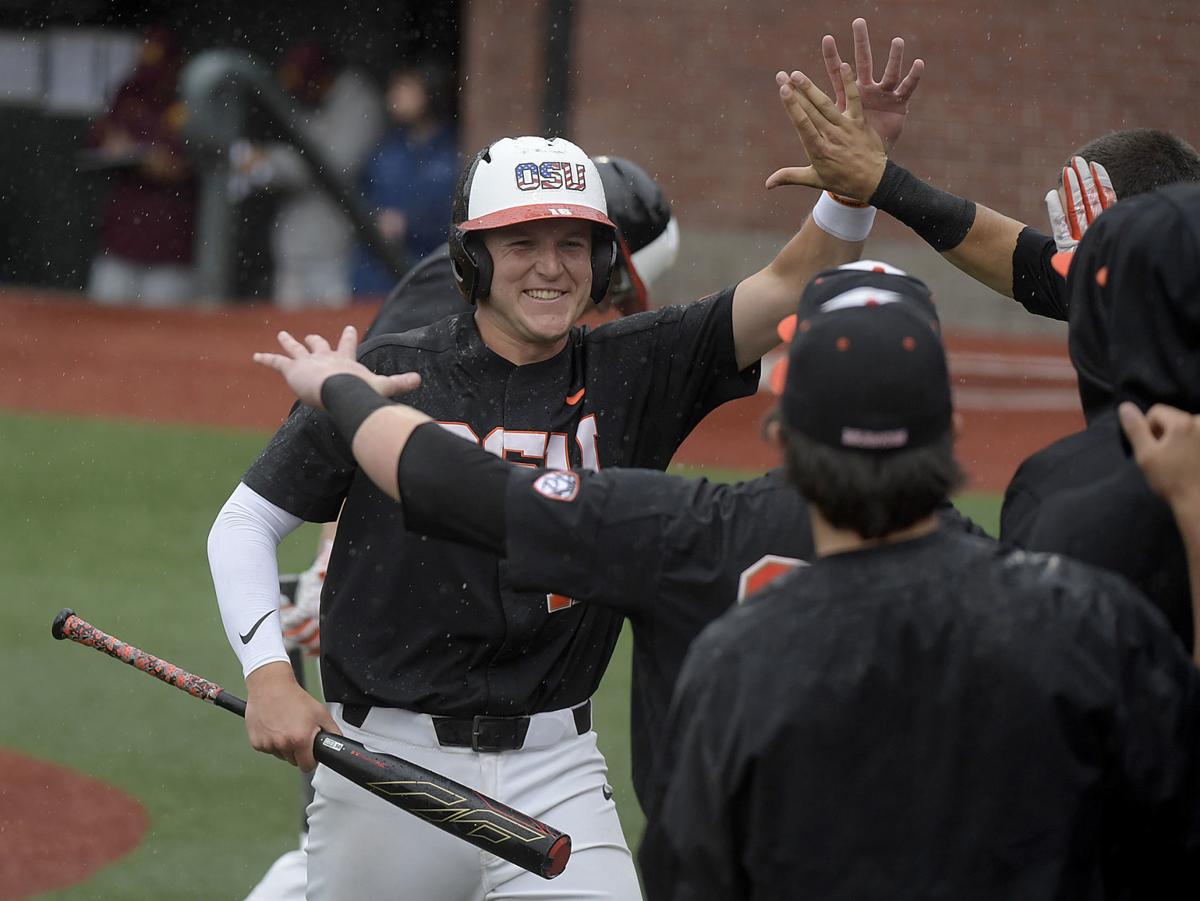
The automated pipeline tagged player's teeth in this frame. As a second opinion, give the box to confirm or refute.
[527,290,562,299]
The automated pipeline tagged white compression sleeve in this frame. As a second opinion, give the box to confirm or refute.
[207,482,304,679]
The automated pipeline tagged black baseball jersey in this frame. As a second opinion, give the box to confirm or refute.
[640,528,1200,900]
[1004,193,1197,651]
[1011,226,1066,320]
[1000,412,1124,546]
[1024,456,1193,651]
[242,290,759,716]
[402,458,814,806]
[397,421,993,808]
[363,244,463,340]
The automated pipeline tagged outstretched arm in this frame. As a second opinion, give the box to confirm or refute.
[731,20,924,370]
[764,47,1111,308]
[764,65,1033,298]
[821,17,923,154]
[1120,402,1200,666]
[253,326,425,500]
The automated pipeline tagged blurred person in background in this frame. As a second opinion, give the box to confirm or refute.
[85,26,197,307]
[233,41,383,308]
[351,58,459,299]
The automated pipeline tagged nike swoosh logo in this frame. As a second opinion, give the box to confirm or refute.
[565,388,585,406]
[239,610,276,645]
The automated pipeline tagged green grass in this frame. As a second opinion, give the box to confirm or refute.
[1,411,999,897]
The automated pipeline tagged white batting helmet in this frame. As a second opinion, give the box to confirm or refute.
[449,136,618,304]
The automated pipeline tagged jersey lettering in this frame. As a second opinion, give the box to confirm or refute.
[546,433,570,470]
[438,420,601,472]
[576,414,600,472]
[483,428,548,468]
[736,555,808,602]
[437,422,481,444]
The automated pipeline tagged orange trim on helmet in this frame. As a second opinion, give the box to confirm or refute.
[459,203,616,232]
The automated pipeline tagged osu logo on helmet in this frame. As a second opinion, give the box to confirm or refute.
[515,161,587,192]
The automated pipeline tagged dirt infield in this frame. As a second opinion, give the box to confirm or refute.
[0,749,148,900]
[1,289,1082,491]
[0,288,1084,893]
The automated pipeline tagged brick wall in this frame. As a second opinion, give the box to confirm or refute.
[458,1,1197,332]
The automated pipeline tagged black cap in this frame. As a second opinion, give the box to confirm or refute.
[1067,182,1200,419]
[780,266,951,452]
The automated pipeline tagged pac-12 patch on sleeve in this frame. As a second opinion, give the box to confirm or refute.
[532,470,579,502]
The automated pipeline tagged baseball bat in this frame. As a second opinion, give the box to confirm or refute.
[51,608,571,879]
[279,573,316,835]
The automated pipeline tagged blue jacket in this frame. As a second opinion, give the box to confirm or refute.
[353,124,458,297]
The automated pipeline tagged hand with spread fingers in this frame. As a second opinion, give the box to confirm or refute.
[765,63,888,202]
[821,18,924,153]
[253,325,421,410]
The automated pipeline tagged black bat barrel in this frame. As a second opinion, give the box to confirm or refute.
[311,731,571,879]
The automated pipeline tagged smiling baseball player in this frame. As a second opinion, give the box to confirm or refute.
[209,122,866,898]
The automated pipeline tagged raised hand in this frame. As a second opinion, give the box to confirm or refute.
[1046,157,1117,253]
[822,18,924,153]
[1119,402,1200,512]
[765,63,887,202]
[253,325,421,410]
[1122,401,1200,666]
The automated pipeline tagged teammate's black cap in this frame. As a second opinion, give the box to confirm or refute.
[780,264,951,452]
[1068,181,1200,417]
[796,260,937,320]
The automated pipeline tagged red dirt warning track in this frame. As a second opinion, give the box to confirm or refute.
[1,289,1083,491]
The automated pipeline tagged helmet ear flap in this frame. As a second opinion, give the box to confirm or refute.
[449,228,493,304]
[468,233,493,301]
[590,226,617,304]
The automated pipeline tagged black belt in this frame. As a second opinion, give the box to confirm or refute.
[340,700,591,752]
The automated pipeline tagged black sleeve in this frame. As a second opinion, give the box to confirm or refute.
[1011,227,1068,321]
[241,403,358,522]
[398,422,509,552]
[398,429,681,614]
[504,467,678,615]
[605,288,760,469]
[363,245,467,340]
[656,289,761,439]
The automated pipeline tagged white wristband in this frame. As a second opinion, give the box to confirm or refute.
[812,191,877,243]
